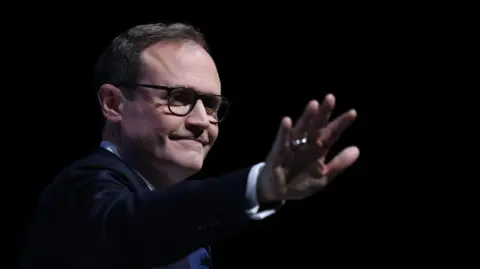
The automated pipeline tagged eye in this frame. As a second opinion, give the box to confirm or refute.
[202,96,222,111]
[169,88,195,106]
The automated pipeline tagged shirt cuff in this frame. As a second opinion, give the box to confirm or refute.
[245,162,285,220]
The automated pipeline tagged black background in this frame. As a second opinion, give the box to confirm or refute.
[16,12,424,268]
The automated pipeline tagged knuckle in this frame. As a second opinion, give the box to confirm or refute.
[315,137,329,149]
[315,138,324,148]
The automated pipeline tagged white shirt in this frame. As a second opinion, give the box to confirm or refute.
[100,141,280,220]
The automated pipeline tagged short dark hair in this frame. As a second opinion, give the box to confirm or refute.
[94,22,209,98]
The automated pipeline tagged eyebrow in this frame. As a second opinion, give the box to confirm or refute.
[137,83,222,97]
[169,84,222,96]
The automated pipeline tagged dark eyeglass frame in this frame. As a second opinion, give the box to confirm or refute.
[114,82,229,123]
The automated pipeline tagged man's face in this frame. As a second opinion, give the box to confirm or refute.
[103,41,221,182]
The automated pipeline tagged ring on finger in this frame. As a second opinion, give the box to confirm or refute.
[291,136,308,147]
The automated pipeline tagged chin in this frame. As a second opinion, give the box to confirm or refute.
[170,153,204,175]
[161,144,208,179]
[179,159,204,173]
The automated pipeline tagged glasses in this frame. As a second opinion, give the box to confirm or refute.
[116,83,229,123]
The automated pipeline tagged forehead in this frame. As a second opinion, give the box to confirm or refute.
[139,41,221,95]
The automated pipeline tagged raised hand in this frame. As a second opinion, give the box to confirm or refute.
[258,94,359,202]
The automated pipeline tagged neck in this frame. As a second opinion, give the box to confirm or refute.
[122,151,185,188]
[102,134,188,188]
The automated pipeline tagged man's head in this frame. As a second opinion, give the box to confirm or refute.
[95,23,227,185]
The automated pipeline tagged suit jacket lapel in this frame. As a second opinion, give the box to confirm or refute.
[93,147,152,192]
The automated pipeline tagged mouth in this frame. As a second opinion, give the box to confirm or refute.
[169,135,208,146]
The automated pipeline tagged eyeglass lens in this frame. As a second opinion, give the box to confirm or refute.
[168,88,227,122]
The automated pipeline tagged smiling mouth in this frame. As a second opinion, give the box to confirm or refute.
[169,136,207,146]
[173,139,205,151]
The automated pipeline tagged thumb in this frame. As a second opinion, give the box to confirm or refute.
[325,146,360,181]
[267,116,292,164]
[259,117,292,203]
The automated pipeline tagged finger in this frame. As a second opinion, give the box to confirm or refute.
[325,146,360,181]
[291,100,319,139]
[318,109,357,150]
[310,157,329,178]
[302,177,329,191]
[311,94,336,131]
[286,156,326,187]
[287,146,359,192]
[273,166,288,196]
[268,116,293,164]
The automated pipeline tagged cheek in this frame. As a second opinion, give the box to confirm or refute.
[122,106,180,141]
[207,126,219,147]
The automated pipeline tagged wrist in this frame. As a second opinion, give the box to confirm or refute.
[257,183,284,211]
[256,166,275,204]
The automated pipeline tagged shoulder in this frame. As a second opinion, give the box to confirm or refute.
[58,147,132,183]
[38,148,141,203]
[22,149,139,267]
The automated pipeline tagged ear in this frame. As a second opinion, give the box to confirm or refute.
[97,84,124,123]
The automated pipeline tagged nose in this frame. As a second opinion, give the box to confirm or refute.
[185,99,210,130]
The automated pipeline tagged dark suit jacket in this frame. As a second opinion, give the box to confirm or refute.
[21,147,254,268]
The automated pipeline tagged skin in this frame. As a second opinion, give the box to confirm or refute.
[98,41,221,187]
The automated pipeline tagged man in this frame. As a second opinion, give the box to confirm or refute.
[21,22,359,269]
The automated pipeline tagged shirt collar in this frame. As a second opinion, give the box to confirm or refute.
[100,141,155,191]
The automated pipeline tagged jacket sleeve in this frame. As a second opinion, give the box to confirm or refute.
[52,167,253,267]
